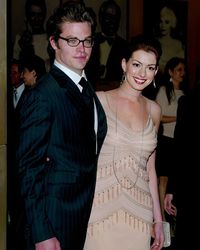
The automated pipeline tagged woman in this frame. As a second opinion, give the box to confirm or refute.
[155,57,187,236]
[21,54,46,88]
[84,34,164,250]
[157,5,185,73]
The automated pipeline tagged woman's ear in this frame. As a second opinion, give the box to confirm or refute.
[155,66,159,76]
[121,58,126,73]
[168,69,173,77]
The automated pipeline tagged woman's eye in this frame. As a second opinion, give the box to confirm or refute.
[149,66,156,71]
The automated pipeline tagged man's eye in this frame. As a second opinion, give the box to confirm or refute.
[85,39,92,45]
[69,39,78,44]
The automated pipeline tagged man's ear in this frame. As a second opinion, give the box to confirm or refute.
[49,36,58,50]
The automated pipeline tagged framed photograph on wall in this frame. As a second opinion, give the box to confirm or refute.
[143,0,188,74]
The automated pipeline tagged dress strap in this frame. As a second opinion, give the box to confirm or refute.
[104,92,112,111]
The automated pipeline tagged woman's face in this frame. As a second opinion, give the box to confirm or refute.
[170,62,185,84]
[159,7,176,36]
[122,49,158,91]
[22,68,36,87]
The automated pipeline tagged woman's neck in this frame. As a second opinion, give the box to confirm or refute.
[118,82,142,101]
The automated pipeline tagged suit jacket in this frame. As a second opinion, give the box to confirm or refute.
[16,65,107,250]
[7,84,27,250]
[166,87,200,249]
[167,88,200,203]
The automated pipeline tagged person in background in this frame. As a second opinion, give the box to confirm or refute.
[155,57,188,247]
[13,0,50,70]
[143,3,186,101]
[10,59,25,109]
[15,2,107,250]
[164,84,199,250]
[157,4,185,74]
[7,59,26,250]
[7,55,46,250]
[86,0,128,90]
[21,54,46,89]
[84,34,164,250]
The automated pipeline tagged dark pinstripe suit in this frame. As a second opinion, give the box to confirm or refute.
[16,65,107,250]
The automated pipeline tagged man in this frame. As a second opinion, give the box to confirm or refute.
[13,0,50,70]
[10,59,25,108]
[15,2,107,250]
[164,85,200,249]
[86,0,128,89]
[7,59,26,250]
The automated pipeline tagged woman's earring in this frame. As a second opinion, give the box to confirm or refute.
[169,77,173,82]
[153,79,156,88]
[120,72,126,85]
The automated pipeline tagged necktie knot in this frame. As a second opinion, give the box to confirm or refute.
[79,77,88,89]
[99,34,115,45]
[13,87,17,95]
[79,77,92,97]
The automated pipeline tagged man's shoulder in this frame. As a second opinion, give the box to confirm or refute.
[115,34,128,43]
[179,87,200,106]
[37,72,57,86]
[30,73,59,98]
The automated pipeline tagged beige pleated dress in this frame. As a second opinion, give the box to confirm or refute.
[84,92,157,250]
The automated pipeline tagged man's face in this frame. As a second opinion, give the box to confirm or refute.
[100,6,120,37]
[11,64,22,87]
[50,22,93,75]
[28,5,45,32]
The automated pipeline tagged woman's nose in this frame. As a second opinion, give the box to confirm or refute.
[138,66,146,77]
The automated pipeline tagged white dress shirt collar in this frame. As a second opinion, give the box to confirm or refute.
[54,60,87,91]
[13,83,25,108]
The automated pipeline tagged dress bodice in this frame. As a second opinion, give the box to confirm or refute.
[97,93,157,189]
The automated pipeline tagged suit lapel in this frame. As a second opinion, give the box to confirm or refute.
[50,65,85,112]
[50,65,80,93]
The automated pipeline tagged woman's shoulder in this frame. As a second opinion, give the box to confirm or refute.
[157,85,165,94]
[155,86,167,101]
[144,97,161,129]
[146,97,161,114]
[96,89,116,104]
[96,91,106,103]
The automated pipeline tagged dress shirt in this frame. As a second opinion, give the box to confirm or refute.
[13,83,25,108]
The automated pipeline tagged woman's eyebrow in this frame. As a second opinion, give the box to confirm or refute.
[131,59,156,66]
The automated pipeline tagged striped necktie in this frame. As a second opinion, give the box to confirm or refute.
[13,88,18,108]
